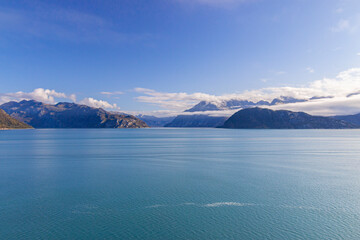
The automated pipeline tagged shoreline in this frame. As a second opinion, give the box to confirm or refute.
[0,128,33,130]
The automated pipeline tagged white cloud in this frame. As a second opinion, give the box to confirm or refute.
[306,67,314,73]
[79,97,119,110]
[0,88,76,104]
[134,87,222,110]
[135,68,360,116]
[357,53,360,56]
[0,88,120,111]
[100,91,124,95]
[331,19,350,32]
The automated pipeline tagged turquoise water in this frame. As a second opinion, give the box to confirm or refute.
[1,129,360,239]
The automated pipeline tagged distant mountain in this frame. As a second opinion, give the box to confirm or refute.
[185,96,306,112]
[137,115,175,127]
[334,113,360,126]
[185,101,221,112]
[165,115,228,128]
[220,108,357,129]
[185,100,259,112]
[0,109,32,129]
[0,100,148,128]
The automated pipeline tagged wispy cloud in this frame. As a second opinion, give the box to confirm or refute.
[331,15,360,33]
[335,8,344,14]
[306,67,315,73]
[331,19,351,32]
[100,91,124,96]
[275,71,286,75]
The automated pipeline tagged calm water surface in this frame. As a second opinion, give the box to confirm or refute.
[1,128,360,239]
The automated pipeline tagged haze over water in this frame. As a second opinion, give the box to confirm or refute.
[1,128,360,239]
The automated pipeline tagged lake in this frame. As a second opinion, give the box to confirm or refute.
[1,128,360,239]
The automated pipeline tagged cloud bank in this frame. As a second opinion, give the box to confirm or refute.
[135,68,360,116]
[134,87,221,110]
[269,95,360,116]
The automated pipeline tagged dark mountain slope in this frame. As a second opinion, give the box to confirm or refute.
[220,108,357,129]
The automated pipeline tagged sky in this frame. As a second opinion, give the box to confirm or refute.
[1,0,360,116]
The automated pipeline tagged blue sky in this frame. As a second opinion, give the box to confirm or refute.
[1,0,360,115]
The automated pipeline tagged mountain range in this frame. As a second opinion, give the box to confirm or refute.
[184,96,306,112]
[138,96,308,127]
[3,99,360,129]
[0,100,148,128]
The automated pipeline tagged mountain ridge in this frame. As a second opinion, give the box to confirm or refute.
[0,100,148,128]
